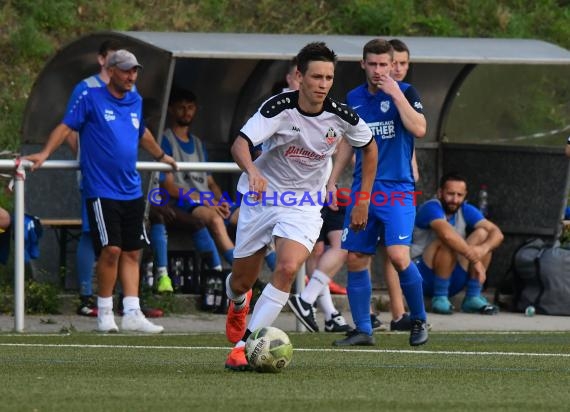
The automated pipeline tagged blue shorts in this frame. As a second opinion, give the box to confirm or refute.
[415,257,469,297]
[341,181,416,254]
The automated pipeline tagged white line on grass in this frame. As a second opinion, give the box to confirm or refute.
[1,343,569,358]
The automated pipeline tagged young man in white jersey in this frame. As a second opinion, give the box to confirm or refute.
[224,42,378,371]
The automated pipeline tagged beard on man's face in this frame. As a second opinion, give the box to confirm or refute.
[176,118,192,127]
[441,200,460,215]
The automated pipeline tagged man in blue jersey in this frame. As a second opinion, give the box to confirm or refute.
[26,50,177,333]
[330,38,428,347]
[376,38,419,332]
[412,172,503,314]
[64,40,119,317]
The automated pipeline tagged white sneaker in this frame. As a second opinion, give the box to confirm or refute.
[97,308,119,333]
[121,309,164,333]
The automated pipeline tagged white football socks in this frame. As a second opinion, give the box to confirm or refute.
[301,269,330,304]
[225,273,248,311]
[316,286,337,321]
[247,283,289,335]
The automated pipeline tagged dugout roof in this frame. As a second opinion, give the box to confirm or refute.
[22,31,570,147]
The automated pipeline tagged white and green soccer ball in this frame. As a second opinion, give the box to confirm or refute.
[245,326,293,373]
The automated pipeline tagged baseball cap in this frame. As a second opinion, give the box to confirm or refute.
[106,49,143,70]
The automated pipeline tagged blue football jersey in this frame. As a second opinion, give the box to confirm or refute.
[347,82,423,184]
[63,87,145,200]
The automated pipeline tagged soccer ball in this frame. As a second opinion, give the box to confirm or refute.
[245,326,293,373]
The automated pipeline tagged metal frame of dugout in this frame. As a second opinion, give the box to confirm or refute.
[21,31,570,293]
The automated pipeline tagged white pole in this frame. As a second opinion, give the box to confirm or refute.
[295,263,306,332]
[13,160,26,332]
[0,158,241,331]
[4,159,242,173]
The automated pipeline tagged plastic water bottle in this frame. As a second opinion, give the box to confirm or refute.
[145,262,154,287]
[214,278,223,308]
[206,277,216,307]
[478,184,489,217]
[172,258,184,290]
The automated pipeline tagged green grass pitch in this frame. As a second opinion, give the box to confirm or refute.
[0,331,569,411]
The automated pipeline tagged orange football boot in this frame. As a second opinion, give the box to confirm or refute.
[224,346,251,371]
[225,289,252,343]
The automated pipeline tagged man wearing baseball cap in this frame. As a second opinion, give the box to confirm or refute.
[26,49,177,334]
[106,49,143,70]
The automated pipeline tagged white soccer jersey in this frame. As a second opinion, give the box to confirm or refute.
[237,91,372,207]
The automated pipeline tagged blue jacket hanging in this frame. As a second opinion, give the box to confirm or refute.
[24,214,42,262]
[0,214,43,265]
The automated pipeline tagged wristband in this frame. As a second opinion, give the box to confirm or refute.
[155,151,166,161]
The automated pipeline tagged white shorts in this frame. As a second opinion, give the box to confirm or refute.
[233,203,323,258]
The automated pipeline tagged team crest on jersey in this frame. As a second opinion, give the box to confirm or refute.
[324,127,337,145]
[380,101,390,113]
[130,113,140,129]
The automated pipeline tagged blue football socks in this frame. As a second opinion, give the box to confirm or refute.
[222,248,234,265]
[77,232,95,297]
[191,227,222,269]
[347,269,373,335]
[399,262,427,321]
[150,224,168,267]
[466,278,482,297]
[433,274,451,297]
[264,251,276,271]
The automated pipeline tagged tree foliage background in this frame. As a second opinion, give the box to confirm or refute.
[0,0,568,196]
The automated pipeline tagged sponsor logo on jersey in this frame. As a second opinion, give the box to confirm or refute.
[283,145,326,162]
[104,109,116,122]
[292,125,300,132]
[414,101,423,110]
[368,121,395,140]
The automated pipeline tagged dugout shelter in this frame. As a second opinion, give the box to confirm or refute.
[21,31,570,289]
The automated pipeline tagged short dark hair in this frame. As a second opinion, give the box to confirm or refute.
[296,42,337,74]
[389,39,410,56]
[362,38,393,60]
[98,40,121,57]
[169,88,197,105]
[439,172,468,189]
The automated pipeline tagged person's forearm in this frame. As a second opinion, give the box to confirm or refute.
[43,123,72,157]
[392,90,426,138]
[358,142,378,196]
[483,227,505,254]
[231,137,256,174]
[328,139,354,186]
[140,128,164,160]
